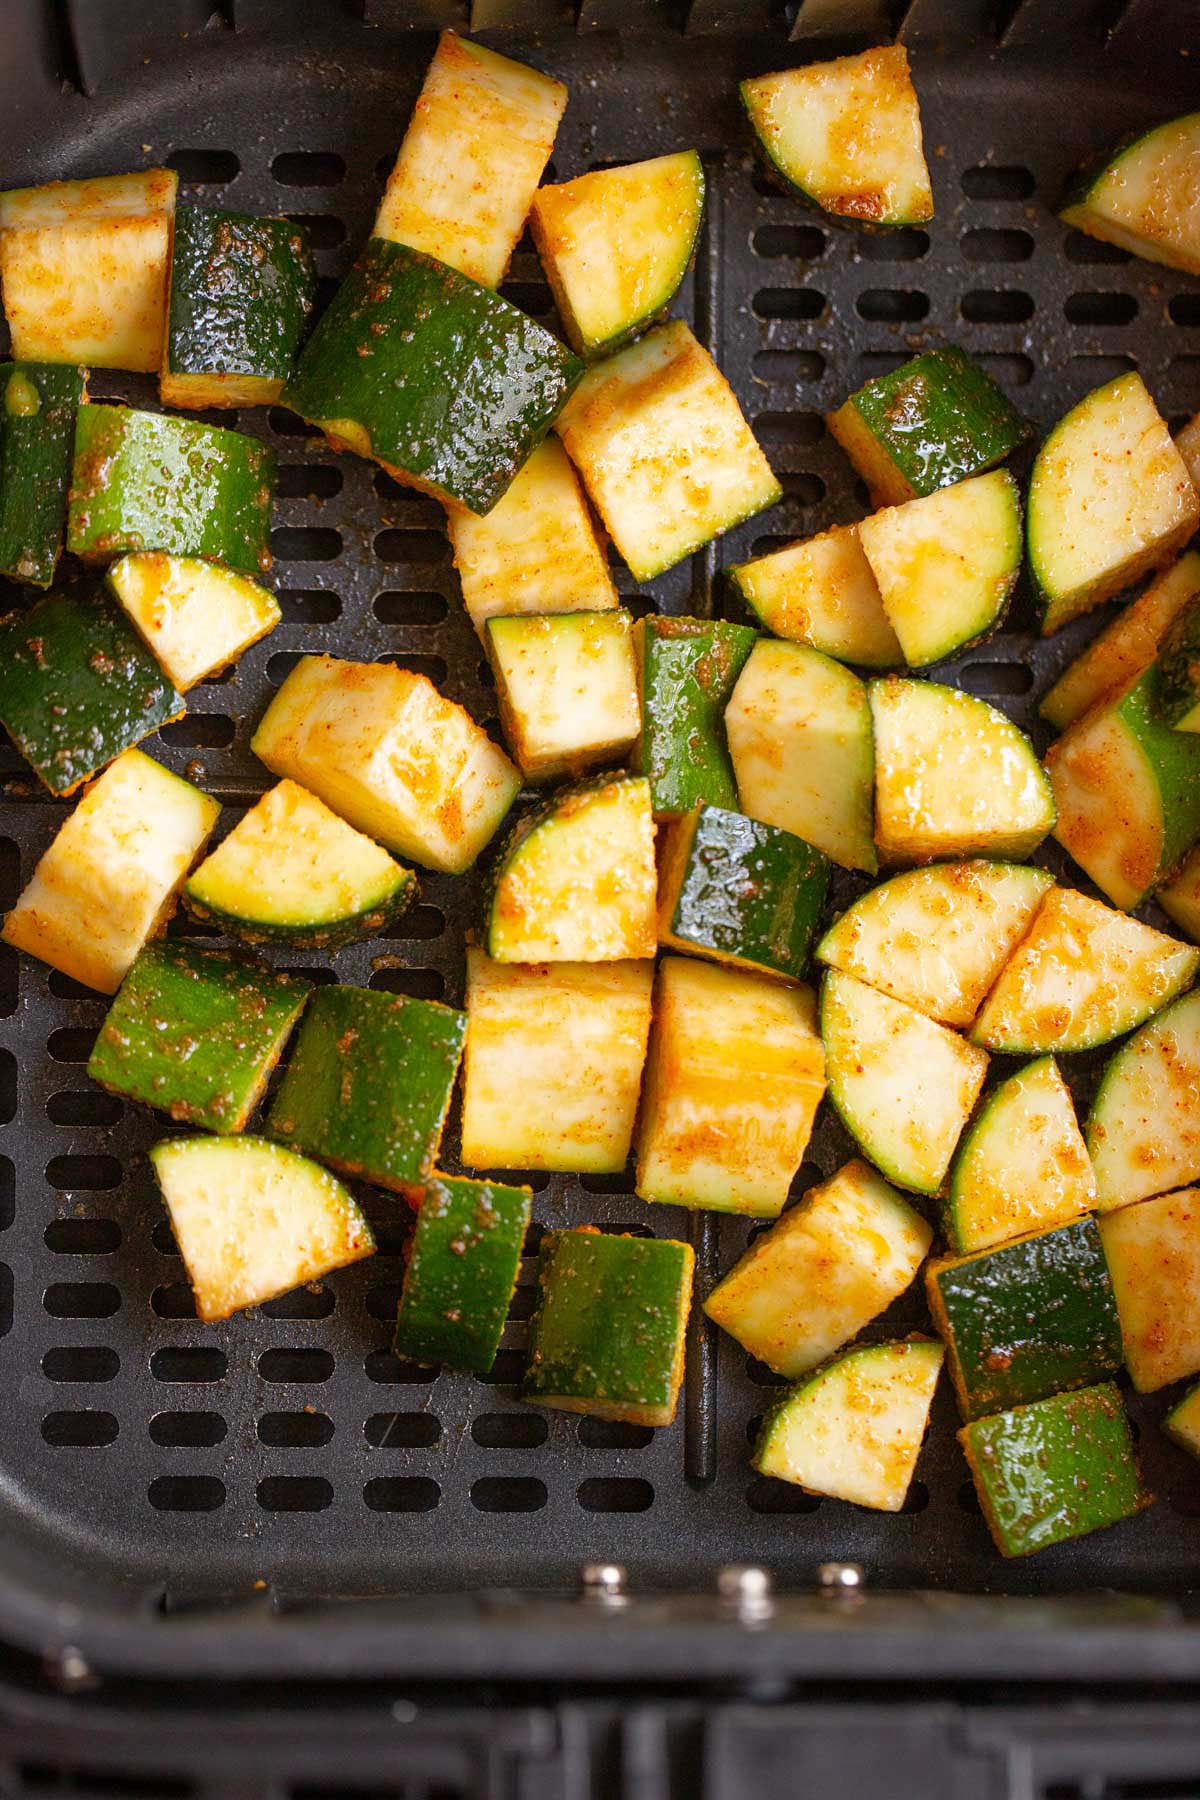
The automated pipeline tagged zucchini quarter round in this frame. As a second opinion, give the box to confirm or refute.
[726,522,901,668]
[635,615,757,817]
[1087,987,1200,1211]
[0,362,84,588]
[1159,845,1200,942]
[485,610,640,783]
[1060,113,1200,276]
[106,552,280,692]
[394,1176,531,1376]
[1165,1381,1200,1461]
[1039,552,1200,731]
[944,1057,1095,1253]
[1098,1188,1200,1391]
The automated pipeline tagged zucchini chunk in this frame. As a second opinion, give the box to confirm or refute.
[944,1056,1094,1252]
[447,437,617,638]
[522,1228,694,1427]
[486,775,657,962]
[68,404,276,576]
[1061,113,1200,275]
[555,320,780,582]
[486,610,639,782]
[960,1385,1144,1558]
[705,1159,931,1378]
[726,639,876,873]
[928,1218,1123,1422]
[149,1135,373,1323]
[657,803,830,983]
[162,207,317,410]
[635,615,757,817]
[0,169,177,371]
[856,470,1021,668]
[1176,410,1200,492]
[972,887,1198,1055]
[2,749,218,995]
[1039,551,1200,731]
[826,346,1031,507]
[0,587,182,795]
[88,941,308,1134]
[374,31,566,291]
[1086,987,1200,1211]
[183,780,415,950]
[1158,843,1200,941]
[1099,1188,1200,1391]
[753,1339,943,1512]
[1153,597,1200,731]
[284,238,581,517]
[460,949,653,1174]
[529,151,705,359]
[0,362,84,588]
[740,46,932,228]
[267,984,466,1198]
[726,521,901,668]
[1028,373,1199,635]
[816,860,1052,1028]
[251,654,520,875]
[393,1175,532,1376]
[107,552,280,692]
[636,956,826,1218]
[821,969,988,1196]
[1164,1380,1200,1461]
[870,677,1055,864]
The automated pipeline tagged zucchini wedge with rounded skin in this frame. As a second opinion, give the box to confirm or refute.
[0,362,85,588]
[394,1176,532,1376]
[740,46,933,228]
[1153,597,1200,731]
[726,521,902,668]
[1061,113,1200,275]
[821,969,989,1196]
[530,151,705,359]
[635,615,757,817]
[1086,987,1200,1211]
[1039,551,1200,731]
[944,1057,1094,1254]
[106,552,280,692]
[488,610,641,783]
[816,860,1052,1028]
[1158,844,1200,941]
[1099,1188,1200,1390]
[1164,1380,1200,1460]
[971,886,1199,1055]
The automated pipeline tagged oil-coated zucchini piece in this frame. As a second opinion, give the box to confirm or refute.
[740,47,933,227]
[1158,844,1200,941]
[393,1175,531,1375]
[1028,373,1198,635]
[1061,113,1200,275]
[107,552,280,691]
[1099,1188,1200,1391]
[1164,1381,1200,1460]
[0,362,84,587]
[705,1160,931,1378]
[1153,597,1200,731]
[486,610,639,782]
[0,169,177,371]
[726,639,876,873]
[944,1057,1094,1253]
[149,1135,374,1323]
[2,749,218,994]
[1040,552,1200,731]
[1177,411,1200,492]
[635,615,757,816]
[726,521,901,668]
[1086,988,1200,1211]
[637,956,826,1218]
[522,1228,694,1427]
[556,320,780,582]
[251,654,520,875]
[461,949,653,1174]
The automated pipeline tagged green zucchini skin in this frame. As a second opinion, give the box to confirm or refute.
[88,940,309,1134]
[927,1218,1123,1423]
[0,587,183,794]
[67,404,276,575]
[0,362,84,587]
[1153,598,1200,731]
[165,207,317,395]
[393,1175,532,1375]
[283,238,583,516]
[634,616,757,816]
[266,984,466,1196]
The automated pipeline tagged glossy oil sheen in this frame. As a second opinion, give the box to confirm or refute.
[664,803,829,981]
[841,346,1030,497]
[635,616,757,815]
[167,206,317,384]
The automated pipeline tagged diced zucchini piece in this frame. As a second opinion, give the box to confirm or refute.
[821,969,988,1196]
[705,1159,931,1378]
[740,47,932,227]
[826,346,1031,507]
[1158,844,1200,941]
[107,552,280,691]
[556,321,780,582]
[1099,1189,1200,1391]
[486,775,656,962]
[374,31,566,290]
[726,638,876,873]
[485,610,639,782]
[726,521,901,668]
[1028,373,1199,635]
[68,404,276,576]
[1154,597,1200,731]
[657,803,830,983]
[816,860,1051,1028]
[1040,552,1200,731]
[1061,113,1200,275]
[3,749,218,995]
[753,1339,943,1512]
[530,151,705,358]
[251,654,520,875]
[393,1175,531,1375]
[1164,1380,1200,1460]
[1086,988,1200,1211]
[447,437,617,638]
[0,169,177,371]
[636,956,826,1218]
[0,587,182,795]
[88,940,308,1134]
[522,1228,693,1427]
[635,615,757,817]
[149,1135,373,1323]
[0,362,84,587]
[960,1384,1144,1557]
[944,1057,1094,1253]
[284,238,581,517]
[461,949,653,1174]
[1176,411,1200,492]
[870,677,1055,863]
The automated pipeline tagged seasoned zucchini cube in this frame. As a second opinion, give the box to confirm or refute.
[1099,1188,1200,1391]
[634,615,757,817]
[1087,988,1200,1211]
[1061,113,1200,277]
[726,521,901,669]
[107,553,280,692]
[393,1175,531,1375]
[0,362,85,588]
[1040,552,1200,732]
[945,1057,1095,1254]
[1164,1380,1200,1461]
[522,1228,694,1427]
[485,610,640,782]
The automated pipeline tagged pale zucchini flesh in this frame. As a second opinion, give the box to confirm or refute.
[485,610,640,782]
[106,551,280,692]
[946,1056,1095,1254]
[1087,986,1200,1211]
[1040,551,1200,731]
[726,521,902,669]
[1176,412,1200,493]
[1164,1379,1200,1459]
[1158,844,1200,941]
[1061,113,1200,277]
[1098,1187,1200,1391]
